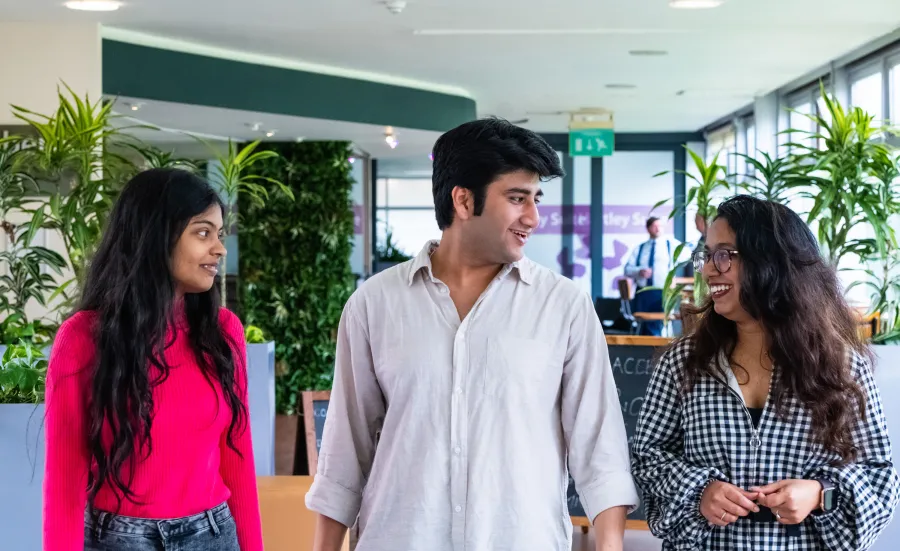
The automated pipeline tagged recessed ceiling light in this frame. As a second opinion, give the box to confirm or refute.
[669,0,724,9]
[65,1,122,11]
[605,84,637,90]
[629,50,668,56]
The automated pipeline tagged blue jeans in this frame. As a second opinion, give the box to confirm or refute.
[83,502,240,551]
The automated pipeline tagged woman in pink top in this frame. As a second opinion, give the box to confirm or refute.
[43,168,264,551]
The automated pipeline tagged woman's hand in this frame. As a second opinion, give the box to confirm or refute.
[700,480,761,527]
[751,480,822,525]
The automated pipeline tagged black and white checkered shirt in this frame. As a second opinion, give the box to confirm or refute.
[631,338,900,550]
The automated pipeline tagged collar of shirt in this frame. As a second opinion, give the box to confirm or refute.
[406,239,534,287]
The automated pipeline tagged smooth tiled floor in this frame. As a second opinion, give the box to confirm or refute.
[572,530,662,551]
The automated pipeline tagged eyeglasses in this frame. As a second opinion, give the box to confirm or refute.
[693,248,739,274]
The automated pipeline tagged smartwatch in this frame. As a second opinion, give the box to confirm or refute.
[817,479,837,514]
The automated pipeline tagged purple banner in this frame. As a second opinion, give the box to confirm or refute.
[602,205,673,234]
[533,206,591,234]
[353,205,364,235]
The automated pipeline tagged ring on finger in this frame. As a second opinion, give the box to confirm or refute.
[774,509,781,519]
[721,511,727,521]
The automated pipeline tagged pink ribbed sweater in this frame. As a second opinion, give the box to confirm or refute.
[42,308,263,551]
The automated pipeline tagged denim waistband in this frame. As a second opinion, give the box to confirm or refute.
[84,502,232,540]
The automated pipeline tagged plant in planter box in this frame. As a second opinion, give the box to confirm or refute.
[650,148,733,334]
[239,141,355,474]
[10,85,137,304]
[0,136,67,344]
[783,84,896,268]
[0,341,47,404]
[203,139,293,306]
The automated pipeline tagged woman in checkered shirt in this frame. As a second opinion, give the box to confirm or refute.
[631,195,900,550]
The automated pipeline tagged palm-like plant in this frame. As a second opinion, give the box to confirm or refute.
[735,151,798,204]
[652,147,733,311]
[11,85,134,293]
[785,83,896,267]
[202,139,293,304]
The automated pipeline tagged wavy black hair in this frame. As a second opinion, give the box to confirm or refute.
[683,195,870,463]
[431,117,564,230]
[77,167,247,510]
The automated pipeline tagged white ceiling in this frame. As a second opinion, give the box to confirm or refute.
[3,0,900,133]
[108,96,441,163]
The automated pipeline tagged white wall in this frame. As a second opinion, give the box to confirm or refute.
[0,23,102,323]
[0,23,102,126]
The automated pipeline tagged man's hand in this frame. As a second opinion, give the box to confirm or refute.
[700,480,761,527]
[751,480,822,525]
[639,268,653,279]
[592,505,627,551]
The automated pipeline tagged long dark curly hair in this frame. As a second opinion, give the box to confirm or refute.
[682,195,870,463]
[77,168,247,510]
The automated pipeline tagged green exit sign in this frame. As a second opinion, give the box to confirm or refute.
[569,128,614,157]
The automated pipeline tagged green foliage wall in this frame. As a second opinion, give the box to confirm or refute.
[238,142,356,415]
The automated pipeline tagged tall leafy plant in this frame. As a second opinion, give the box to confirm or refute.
[11,85,135,297]
[239,142,356,415]
[0,137,66,344]
[204,139,293,305]
[653,148,733,309]
[785,84,896,267]
[735,151,797,204]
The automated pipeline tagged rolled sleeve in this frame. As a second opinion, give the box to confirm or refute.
[305,474,363,528]
[562,292,640,522]
[578,472,642,522]
[304,296,386,527]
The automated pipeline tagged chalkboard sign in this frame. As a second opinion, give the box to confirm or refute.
[565,336,668,524]
[302,391,331,474]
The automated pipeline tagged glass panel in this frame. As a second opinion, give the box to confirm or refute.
[376,208,440,259]
[891,61,900,125]
[381,178,434,208]
[601,151,676,298]
[376,178,387,207]
[745,122,757,175]
[850,70,884,123]
[789,101,814,148]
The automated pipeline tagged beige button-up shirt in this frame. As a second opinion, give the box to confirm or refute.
[306,241,639,551]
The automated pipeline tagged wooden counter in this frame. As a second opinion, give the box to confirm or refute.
[258,476,349,551]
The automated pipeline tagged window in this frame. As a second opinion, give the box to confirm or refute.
[743,118,757,176]
[891,60,900,127]
[788,100,814,147]
[375,178,438,262]
[850,69,884,123]
[705,124,737,175]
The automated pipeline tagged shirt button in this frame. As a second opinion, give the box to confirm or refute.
[454,446,461,455]
[455,505,462,513]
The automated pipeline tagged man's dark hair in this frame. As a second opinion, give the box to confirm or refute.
[431,118,564,230]
[646,216,660,230]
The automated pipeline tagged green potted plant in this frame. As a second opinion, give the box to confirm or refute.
[374,227,413,273]
[239,141,356,475]
[648,148,733,335]
[0,340,48,549]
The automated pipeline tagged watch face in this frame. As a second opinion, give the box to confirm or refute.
[823,488,835,511]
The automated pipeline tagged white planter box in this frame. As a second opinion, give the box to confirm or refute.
[0,403,45,551]
[0,342,275,550]
[872,344,900,551]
